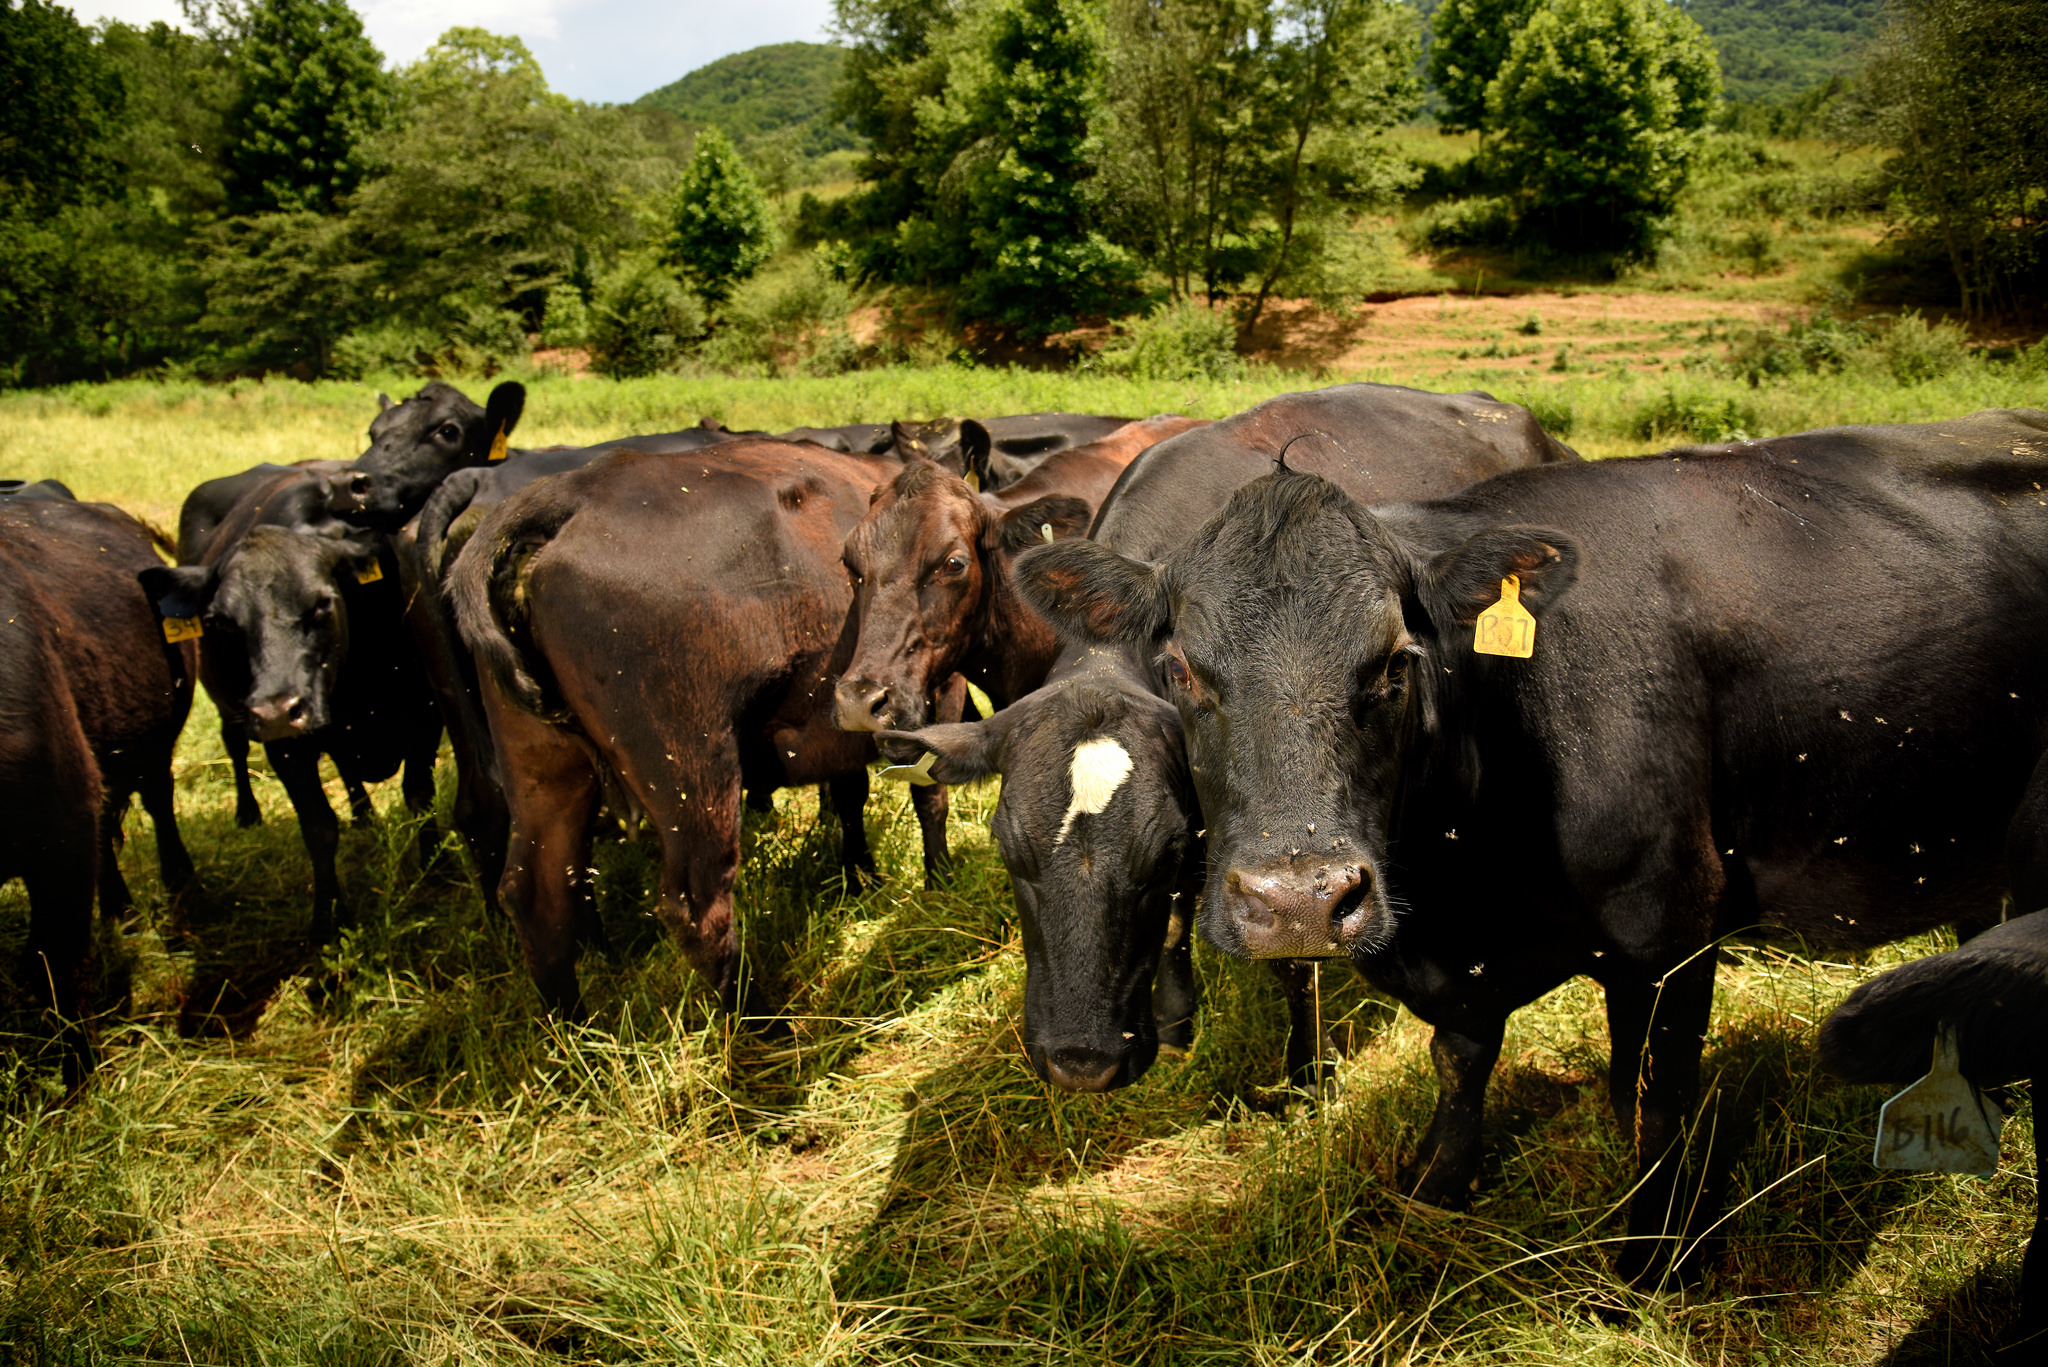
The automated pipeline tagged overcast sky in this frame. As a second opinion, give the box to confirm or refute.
[77,0,840,104]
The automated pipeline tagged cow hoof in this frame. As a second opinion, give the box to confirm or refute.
[1395,1154,1472,1210]
[235,803,262,829]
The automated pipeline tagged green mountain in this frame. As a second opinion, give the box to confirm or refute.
[634,41,857,158]
[1681,0,1885,105]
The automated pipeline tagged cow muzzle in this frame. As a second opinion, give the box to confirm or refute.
[1028,1041,1145,1093]
[834,676,903,733]
[247,693,312,742]
[1222,862,1367,958]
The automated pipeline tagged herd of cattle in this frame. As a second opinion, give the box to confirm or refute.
[5,380,2048,1321]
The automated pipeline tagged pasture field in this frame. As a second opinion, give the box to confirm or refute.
[4,362,2047,1363]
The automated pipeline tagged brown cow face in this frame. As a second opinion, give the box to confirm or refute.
[835,462,992,734]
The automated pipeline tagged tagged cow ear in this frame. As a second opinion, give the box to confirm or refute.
[1017,539,1170,645]
[957,420,993,490]
[139,564,214,622]
[1421,525,1580,628]
[992,495,1092,554]
[875,719,1006,785]
[472,381,525,458]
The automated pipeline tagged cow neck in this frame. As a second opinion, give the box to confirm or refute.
[975,538,1065,709]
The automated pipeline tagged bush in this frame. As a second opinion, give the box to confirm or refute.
[539,284,590,350]
[1632,389,1758,444]
[1874,309,1974,384]
[699,254,861,376]
[1090,300,1244,382]
[588,262,705,378]
[1500,389,1575,439]
[328,323,432,380]
[1723,310,1873,385]
[1405,195,1517,251]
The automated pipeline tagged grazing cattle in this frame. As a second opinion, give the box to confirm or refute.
[178,461,353,564]
[344,380,526,530]
[2,495,197,1086]
[836,415,1208,737]
[144,469,441,939]
[1015,407,2048,1285]
[874,384,1578,1092]
[1,478,79,501]
[1820,910,2048,1335]
[449,439,951,1019]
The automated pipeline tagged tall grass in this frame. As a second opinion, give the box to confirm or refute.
[2,371,2043,1362]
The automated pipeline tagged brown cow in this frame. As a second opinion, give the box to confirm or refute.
[1,495,196,1086]
[447,440,951,1020]
[834,415,1207,738]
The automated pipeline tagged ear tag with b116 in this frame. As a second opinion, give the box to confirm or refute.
[355,559,384,585]
[1875,1023,2002,1177]
[876,750,938,787]
[1473,574,1536,658]
[488,424,509,462]
[162,616,203,644]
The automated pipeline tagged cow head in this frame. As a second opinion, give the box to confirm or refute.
[1019,469,1578,965]
[141,525,387,741]
[879,664,1198,1091]
[835,459,1089,734]
[347,380,526,530]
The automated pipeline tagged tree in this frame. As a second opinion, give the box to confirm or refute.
[1485,0,1720,254]
[227,0,392,215]
[1849,0,2048,315]
[668,127,775,308]
[0,0,125,213]
[1426,0,1539,137]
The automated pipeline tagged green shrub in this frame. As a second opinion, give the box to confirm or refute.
[1724,310,1873,385]
[1632,388,1758,444]
[1874,309,1974,384]
[700,255,860,377]
[539,284,590,350]
[1406,195,1517,250]
[328,323,432,380]
[1501,389,1575,438]
[588,262,705,379]
[1090,300,1244,383]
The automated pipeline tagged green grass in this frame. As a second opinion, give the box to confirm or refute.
[4,372,2046,1362]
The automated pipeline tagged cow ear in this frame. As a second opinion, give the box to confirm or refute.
[875,718,1007,785]
[139,564,214,622]
[472,381,526,458]
[376,392,395,412]
[1420,525,1580,629]
[957,420,993,490]
[991,495,1092,554]
[1017,539,1170,645]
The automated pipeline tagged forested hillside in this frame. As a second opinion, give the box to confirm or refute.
[1682,0,1884,103]
[634,41,855,157]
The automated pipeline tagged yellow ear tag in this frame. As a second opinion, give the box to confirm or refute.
[162,616,203,643]
[876,750,939,787]
[355,560,384,585]
[488,424,509,462]
[1473,574,1536,659]
[965,471,980,492]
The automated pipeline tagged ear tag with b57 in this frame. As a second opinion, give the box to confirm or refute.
[355,560,383,585]
[1473,574,1536,658]
[1875,1023,2002,1177]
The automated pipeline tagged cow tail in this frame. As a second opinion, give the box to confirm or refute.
[410,466,486,587]
[448,493,572,721]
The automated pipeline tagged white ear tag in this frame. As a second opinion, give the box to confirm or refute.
[1041,523,1054,543]
[1875,1023,2003,1176]
[877,750,939,787]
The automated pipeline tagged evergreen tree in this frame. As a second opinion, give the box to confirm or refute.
[227,0,392,215]
[1486,0,1720,254]
[668,127,775,308]
[0,0,125,213]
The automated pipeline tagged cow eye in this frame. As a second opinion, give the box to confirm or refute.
[943,554,969,576]
[438,422,461,442]
[1160,649,1204,703]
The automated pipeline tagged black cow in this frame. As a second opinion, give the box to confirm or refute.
[1820,910,2048,1338]
[178,461,353,564]
[0,478,79,501]
[143,470,442,939]
[875,383,1578,1092]
[2,494,197,1086]
[1015,407,2048,1285]
[345,380,526,530]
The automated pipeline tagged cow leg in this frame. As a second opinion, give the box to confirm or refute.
[224,718,261,827]
[267,741,344,941]
[1397,1021,1505,1207]
[138,751,195,896]
[343,774,375,825]
[909,673,969,888]
[1152,887,1199,1053]
[1267,958,1339,1101]
[96,790,134,920]
[651,761,756,1021]
[24,831,101,1092]
[486,693,600,1016]
[1606,952,1720,1288]
[401,727,443,869]
[828,769,877,884]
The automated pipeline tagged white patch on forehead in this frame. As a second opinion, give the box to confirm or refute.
[1055,736,1133,845]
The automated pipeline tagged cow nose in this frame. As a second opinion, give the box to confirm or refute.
[1226,863,1361,958]
[1041,1046,1126,1094]
[248,694,310,741]
[833,678,893,733]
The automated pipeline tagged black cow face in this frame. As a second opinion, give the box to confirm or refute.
[880,672,1197,1092]
[142,526,385,741]
[1020,470,1577,965]
[351,380,525,530]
